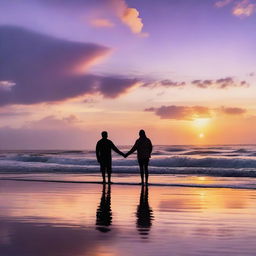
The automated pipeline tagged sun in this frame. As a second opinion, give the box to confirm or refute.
[199,132,205,138]
[193,118,210,128]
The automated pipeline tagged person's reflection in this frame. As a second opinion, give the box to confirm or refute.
[96,184,112,232]
[136,184,154,238]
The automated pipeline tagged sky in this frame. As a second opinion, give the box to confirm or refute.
[0,0,255,149]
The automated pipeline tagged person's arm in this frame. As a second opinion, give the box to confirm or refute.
[125,141,138,157]
[96,142,100,162]
[111,142,124,156]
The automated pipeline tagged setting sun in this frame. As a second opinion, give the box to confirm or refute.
[193,118,211,128]
[199,133,205,139]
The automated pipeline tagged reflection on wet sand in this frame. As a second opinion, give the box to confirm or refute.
[136,185,154,238]
[96,184,112,232]
[1,180,256,256]
[0,219,104,256]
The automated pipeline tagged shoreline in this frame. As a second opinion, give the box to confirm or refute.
[1,176,256,190]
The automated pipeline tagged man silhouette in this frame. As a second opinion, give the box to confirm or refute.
[96,131,124,183]
[125,130,153,184]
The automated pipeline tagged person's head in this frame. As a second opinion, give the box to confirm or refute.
[101,131,108,139]
[139,129,146,138]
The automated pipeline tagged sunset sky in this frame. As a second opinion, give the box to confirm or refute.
[0,0,255,149]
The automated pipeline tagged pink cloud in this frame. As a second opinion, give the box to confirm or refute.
[215,0,256,17]
[232,0,256,17]
[215,0,233,8]
[90,18,114,28]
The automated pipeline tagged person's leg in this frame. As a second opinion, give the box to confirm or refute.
[100,163,106,183]
[107,171,112,183]
[139,162,144,184]
[145,164,149,184]
[107,165,112,183]
[101,169,106,183]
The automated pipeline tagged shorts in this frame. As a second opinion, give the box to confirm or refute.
[100,162,112,172]
[138,158,149,166]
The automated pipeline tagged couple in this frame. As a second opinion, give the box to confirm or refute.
[96,130,153,184]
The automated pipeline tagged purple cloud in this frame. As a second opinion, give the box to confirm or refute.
[143,77,249,90]
[145,105,212,120]
[191,77,249,89]
[145,105,247,120]
[0,26,138,106]
[220,107,247,115]
[143,79,186,88]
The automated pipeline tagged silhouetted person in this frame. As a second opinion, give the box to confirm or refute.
[96,131,124,183]
[96,184,112,232]
[136,185,154,239]
[125,130,152,184]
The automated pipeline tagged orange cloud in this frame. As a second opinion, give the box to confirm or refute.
[90,18,114,28]
[111,0,145,35]
[120,7,143,34]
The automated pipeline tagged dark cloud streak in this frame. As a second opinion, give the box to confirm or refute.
[145,105,212,120]
[145,105,247,120]
[0,26,137,106]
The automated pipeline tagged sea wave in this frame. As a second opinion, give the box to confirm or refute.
[2,154,256,169]
[150,156,256,168]
[0,162,256,177]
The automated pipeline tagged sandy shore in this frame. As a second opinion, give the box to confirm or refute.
[0,179,256,256]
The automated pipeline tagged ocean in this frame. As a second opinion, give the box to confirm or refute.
[1,145,256,255]
[1,144,256,189]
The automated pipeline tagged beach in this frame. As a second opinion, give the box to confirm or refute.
[1,178,256,256]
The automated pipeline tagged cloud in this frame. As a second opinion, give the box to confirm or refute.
[0,114,95,149]
[215,0,233,8]
[0,26,138,106]
[28,115,81,130]
[143,80,186,88]
[145,105,247,120]
[0,80,16,91]
[40,0,146,35]
[96,76,138,98]
[90,18,114,28]
[232,0,256,17]
[120,6,143,34]
[143,77,249,90]
[0,111,30,117]
[145,105,212,120]
[220,107,247,115]
[191,77,249,89]
[111,0,145,35]
[215,0,256,17]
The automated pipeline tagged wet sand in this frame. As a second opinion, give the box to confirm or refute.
[0,179,256,255]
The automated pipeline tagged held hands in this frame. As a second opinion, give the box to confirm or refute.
[120,152,128,158]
